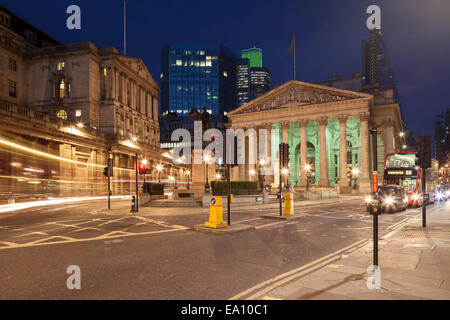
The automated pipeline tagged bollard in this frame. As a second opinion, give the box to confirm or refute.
[284,193,294,215]
[204,197,227,229]
[131,195,137,213]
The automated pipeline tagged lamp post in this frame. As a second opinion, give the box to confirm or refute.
[156,164,163,183]
[352,167,360,191]
[204,154,211,192]
[259,159,266,190]
[141,159,148,185]
[186,170,191,190]
[305,164,311,191]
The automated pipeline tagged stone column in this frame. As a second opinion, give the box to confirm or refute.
[318,117,329,187]
[359,112,371,193]
[110,67,116,100]
[384,119,394,155]
[264,123,273,184]
[338,115,348,187]
[299,119,309,187]
[106,66,111,99]
[281,121,289,144]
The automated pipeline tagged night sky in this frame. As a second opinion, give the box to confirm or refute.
[2,0,449,145]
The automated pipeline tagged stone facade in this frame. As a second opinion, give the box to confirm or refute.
[227,80,405,194]
[0,8,186,199]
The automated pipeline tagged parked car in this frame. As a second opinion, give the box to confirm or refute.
[366,185,408,213]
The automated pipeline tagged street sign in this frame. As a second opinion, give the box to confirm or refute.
[211,197,216,205]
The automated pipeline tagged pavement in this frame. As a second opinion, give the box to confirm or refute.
[232,200,450,300]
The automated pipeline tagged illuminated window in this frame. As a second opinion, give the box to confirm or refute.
[200,61,205,67]
[205,61,212,67]
[223,71,228,77]
[176,60,182,66]
[57,61,65,71]
[56,110,68,120]
[59,79,65,98]
[75,109,82,117]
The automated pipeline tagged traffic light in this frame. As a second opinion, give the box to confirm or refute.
[279,143,290,169]
[224,132,238,167]
[416,134,431,169]
[139,162,146,174]
[103,167,109,177]
[415,151,422,167]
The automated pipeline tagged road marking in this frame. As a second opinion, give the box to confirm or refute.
[0,228,185,251]
[326,264,344,269]
[15,231,49,238]
[262,296,283,300]
[254,221,286,230]
[229,238,369,300]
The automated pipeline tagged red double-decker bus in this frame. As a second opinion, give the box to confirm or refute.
[382,152,423,207]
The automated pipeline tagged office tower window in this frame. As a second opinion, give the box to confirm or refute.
[75,109,82,117]
[57,61,65,71]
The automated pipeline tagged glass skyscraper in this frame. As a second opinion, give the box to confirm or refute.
[362,29,403,118]
[236,48,270,107]
[159,43,236,147]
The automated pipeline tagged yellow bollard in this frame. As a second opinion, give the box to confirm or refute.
[284,193,294,215]
[205,196,227,229]
[230,194,234,204]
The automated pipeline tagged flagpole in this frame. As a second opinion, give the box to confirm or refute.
[124,0,127,56]
[293,32,296,80]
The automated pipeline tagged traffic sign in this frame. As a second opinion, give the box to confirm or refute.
[211,197,216,205]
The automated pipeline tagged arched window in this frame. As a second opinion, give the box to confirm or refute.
[59,79,65,98]
[56,110,67,120]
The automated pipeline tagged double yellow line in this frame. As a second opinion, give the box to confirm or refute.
[229,238,371,300]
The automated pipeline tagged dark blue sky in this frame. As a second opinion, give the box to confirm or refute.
[3,0,449,143]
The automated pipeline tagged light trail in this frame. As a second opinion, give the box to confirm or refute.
[0,136,135,173]
[0,195,131,213]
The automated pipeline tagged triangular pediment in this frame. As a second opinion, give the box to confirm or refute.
[228,80,372,116]
[116,56,159,91]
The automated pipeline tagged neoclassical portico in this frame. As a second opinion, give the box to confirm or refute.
[227,80,376,194]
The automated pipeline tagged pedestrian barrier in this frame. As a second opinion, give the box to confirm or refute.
[284,193,294,215]
[204,196,227,229]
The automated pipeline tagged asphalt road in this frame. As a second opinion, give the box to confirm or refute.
[0,198,446,299]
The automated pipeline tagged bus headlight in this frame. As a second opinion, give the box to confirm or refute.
[365,196,373,204]
[384,197,393,205]
[436,192,444,200]
[412,193,420,201]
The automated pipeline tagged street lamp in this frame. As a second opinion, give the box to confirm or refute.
[204,154,211,192]
[156,164,163,183]
[216,173,221,180]
[352,167,360,190]
[258,159,266,190]
[305,164,312,191]
[186,170,191,190]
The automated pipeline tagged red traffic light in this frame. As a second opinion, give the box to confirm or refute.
[139,163,146,174]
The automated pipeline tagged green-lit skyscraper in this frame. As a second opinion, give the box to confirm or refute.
[241,48,263,68]
[237,48,270,107]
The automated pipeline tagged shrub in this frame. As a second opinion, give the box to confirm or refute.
[210,181,259,196]
[144,183,164,195]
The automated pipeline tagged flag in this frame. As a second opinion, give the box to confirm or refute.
[288,33,295,54]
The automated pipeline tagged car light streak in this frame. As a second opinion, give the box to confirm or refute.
[0,196,131,213]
